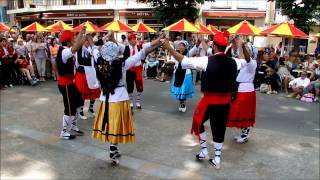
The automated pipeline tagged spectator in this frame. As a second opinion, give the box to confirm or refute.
[120,34,128,46]
[265,68,280,94]
[0,37,16,87]
[287,71,310,99]
[145,51,159,79]
[303,55,317,80]
[277,57,294,94]
[33,37,48,81]
[49,38,59,81]
[15,55,38,86]
[302,67,320,102]
[173,36,181,50]
[254,50,265,89]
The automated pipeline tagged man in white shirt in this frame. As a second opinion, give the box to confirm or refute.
[288,71,310,99]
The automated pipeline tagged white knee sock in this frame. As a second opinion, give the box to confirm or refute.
[62,115,72,132]
[199,132,208,156]
[213,142,223,164]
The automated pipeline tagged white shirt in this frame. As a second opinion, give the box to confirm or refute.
[61,47,74,64]
[234,58,257,92]
[169,56,191,74]
[92,43,150,103]
[189,44,213,57]
[289,77,310,88]
[129,45,141,66]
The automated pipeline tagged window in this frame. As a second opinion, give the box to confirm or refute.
[92,0,106,4]
[127,19,138,25]
[18,0,24,8]
[210,0,231,9]
[143,19,159,24]
[237,0,258,9]
[63,0,76,5]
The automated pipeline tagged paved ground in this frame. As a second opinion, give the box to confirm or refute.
[1,80,319,180]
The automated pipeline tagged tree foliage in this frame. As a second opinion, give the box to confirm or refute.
[138,0,208,26]
[276,0,320,33]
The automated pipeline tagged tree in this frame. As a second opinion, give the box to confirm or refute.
[138,0,210,26]
[276,0,320,33]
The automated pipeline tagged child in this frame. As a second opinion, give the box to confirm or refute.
[265,68,280,94]
[145,51,159,79]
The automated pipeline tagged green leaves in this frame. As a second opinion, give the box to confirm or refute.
[278,0,320,33]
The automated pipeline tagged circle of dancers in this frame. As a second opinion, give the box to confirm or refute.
[56,27,257,168]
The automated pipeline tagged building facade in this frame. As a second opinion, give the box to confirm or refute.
[0,1,14,25]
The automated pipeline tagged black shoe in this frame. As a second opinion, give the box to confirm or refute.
[88,108,94,114]
[196,154,206,161]
[208,159,221,169]
[71,129,84,136]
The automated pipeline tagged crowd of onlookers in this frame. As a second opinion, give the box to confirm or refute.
[1,31,320,103]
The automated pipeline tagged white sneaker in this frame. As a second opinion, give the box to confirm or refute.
[208,159,221,169]
[79,114,87,120]
[180,106,187,113]
[272,91,278,94]
[266,91,272,94]
[235,136,249,143]
[136,102,142,109]
[60,131,76,140]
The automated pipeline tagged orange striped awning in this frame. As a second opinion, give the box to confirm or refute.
[131,22,156,33]
[163,18,199,32]
[73,21,101,32]
[99,22,111,31]
[207,24,221,35]
[102,20,132,32]
[261,22,307,37]
[194,23,211,34]
[46,21,73,32]
[227,20,261,35]
[21,22,47,32]
[0,22,10,32]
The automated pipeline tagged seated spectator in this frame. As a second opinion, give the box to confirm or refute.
[302,64,320,102]
[277,57,294,93]
[15,55,38,86]
[145,51,159,79]
[265,68,280,94]
[287,71,310,99]
[303,55,317,80]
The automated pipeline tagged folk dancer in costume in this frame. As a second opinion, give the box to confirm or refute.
[56,29,86,140]
[226,39,257,143]
[124,33,143,109]
[91,32,163,165]
[162,32,238,169]
[169,41,195,112]
[75,38,101,119]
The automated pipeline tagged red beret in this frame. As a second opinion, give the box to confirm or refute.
[213,31,230,47]
[60,30,75,43]
[128,33,136,41]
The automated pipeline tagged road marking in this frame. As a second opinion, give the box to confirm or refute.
[2,125,212,180]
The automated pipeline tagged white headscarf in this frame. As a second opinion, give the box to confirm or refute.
[100,41,119,62]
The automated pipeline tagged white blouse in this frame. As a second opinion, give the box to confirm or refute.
[92,43,150,102]
[234,58,257,92]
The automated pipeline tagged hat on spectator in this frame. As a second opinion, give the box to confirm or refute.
[60,30,74,43]
[213,31,230,47]
[128,33,136,41]
[179,40,188,47]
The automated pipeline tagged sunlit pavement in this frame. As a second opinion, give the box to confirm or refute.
[1,80,319,179]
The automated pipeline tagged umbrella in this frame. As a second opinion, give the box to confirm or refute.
[261,22,308,57]
[21,22,47,32]
[227,20,261,35]
[314,33,320,37]
[102,20,132,32]
[194,23,211,34]
[99,22,111,31]
[0,22,10,32]
[46,21,73,32]
[207,24,221,35]
[73,21,101,32]
[260,22,307,37]
[163,18,199,32]
[131,22,156,33]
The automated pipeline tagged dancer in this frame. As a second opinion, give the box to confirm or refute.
[56,28,86,140]
[227,40,257,143]
[169,41,194,112]
[124,33,143,109]
[75,38,101,119]
[91,32,163,165]
[162,32,238,169]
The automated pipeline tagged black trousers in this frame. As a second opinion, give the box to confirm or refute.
[126,70,143,93]
[58,83,84,116]
[1,63,15,85]
[200,104,230,143]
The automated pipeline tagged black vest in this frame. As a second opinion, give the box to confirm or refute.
[76,47,92,73]
[201,54,238,93]
[123,45,141,61]
[56,46,74,76]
